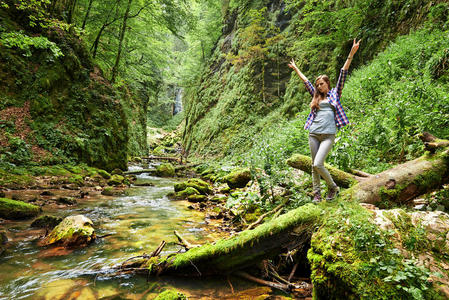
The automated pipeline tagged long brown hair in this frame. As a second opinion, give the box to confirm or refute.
[310,75,330,111]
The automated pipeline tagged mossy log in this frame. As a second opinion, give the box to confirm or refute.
[125,204,321,276]
[286,154,360,188]
[346,150,449,205]
[288,146,449,206]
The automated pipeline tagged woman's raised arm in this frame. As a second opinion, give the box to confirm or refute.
[342,39,361,70]
[289,58,315,96]
[288,58,309,82]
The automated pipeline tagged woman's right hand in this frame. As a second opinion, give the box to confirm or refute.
[288,58,298,70]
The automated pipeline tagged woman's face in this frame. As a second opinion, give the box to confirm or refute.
[316,78,330,94]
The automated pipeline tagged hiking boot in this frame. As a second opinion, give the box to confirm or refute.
[326,186,340,200]
[312,192,322,203]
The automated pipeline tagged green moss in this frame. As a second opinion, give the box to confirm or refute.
[308,201,443,299]
[176,187,200,198]
[108,174,125,186]
[174,178,212,195]
[97,169,111,179]
[0,198,41,219]
[224,168,251,189]
[156,163,175,177]
[187,194,207,202]
[154,290,186,300]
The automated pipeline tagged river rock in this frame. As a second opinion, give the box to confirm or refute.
[97,169,111,179]
[156,163,175,177]
[39,215,96,247]
[187,194,208,203]
[0,191,5,198]
[0,198,41,219]
[176,187,200,198]
[154,289,187,300]
[31,215,63,229]
[224,168,251,189]
[56,197,77,205]
[101,187,126,196]
[174,178,212,195]
[107,174,125,186]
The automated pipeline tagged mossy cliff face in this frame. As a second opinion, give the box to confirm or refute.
[183,0,448,158]
[0,7,147,170]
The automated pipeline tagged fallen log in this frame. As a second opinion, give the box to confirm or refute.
[124,163,199,175]
[286,154,361,188]
[287,141,449,206]
[141,156,181,162]
[130,204,321,276]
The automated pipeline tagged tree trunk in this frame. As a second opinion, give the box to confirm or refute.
[111,0,132,83]
[81,0,94,30]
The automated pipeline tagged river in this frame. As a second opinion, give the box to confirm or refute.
[0,169,257,299]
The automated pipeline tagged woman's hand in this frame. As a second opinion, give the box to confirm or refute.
[349,38,361,57]
[288,58,298,70]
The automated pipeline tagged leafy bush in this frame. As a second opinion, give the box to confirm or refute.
[0,31,63,58]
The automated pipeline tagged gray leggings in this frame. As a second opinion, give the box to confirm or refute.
[308,133,337,193]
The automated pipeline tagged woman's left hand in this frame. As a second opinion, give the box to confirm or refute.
[350,38,361,56]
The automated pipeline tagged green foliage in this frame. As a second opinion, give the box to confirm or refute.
[0,31,63,58]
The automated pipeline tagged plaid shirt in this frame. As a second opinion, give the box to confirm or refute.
[303,68,350,130]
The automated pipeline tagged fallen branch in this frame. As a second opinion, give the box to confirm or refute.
[288,262,299,282]
[234,271,291,291]
[247,201,288,230]
[174,230,199,250]
[150,240,166,257]
[348,169,372,178]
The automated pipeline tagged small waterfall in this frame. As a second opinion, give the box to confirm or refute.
[173,87,183,115]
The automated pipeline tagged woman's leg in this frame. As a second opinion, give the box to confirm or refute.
[312,134,337,190]
[308,134,321,196]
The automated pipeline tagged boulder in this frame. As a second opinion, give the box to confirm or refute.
[156,163,175,177]
[187,194,208,203]
[31,215,63,229]
[224,168,251,189]
[111,168,123,175]
[176,187,200,198]
[154,289,187,300]
[57,197,77,205]
[107,174,125,186]
[97,169,111,179]
[39,215,96,247]
[174,178,212,195]
[101,187,126,196]
[0,198,41,219]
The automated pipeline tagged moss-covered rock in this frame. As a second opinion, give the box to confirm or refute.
[224,168,251,189]
[308,202,449,299]
[176,187,200,198]
[97,169,111,179]
[56,197,77,205]
[174,178,212,195]
[156,163,175,177]
[31,215,63,229]
[187,194,208,203]
[154,289,187,300]
[0,230,7,245]
[108,174,125,186]
[0,198,41,219]
[39,215,96,247]
[101,187,126,196]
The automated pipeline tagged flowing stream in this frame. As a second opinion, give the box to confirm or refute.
[0,168,255,299]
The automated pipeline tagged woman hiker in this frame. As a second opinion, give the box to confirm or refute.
[288,39,361,202]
